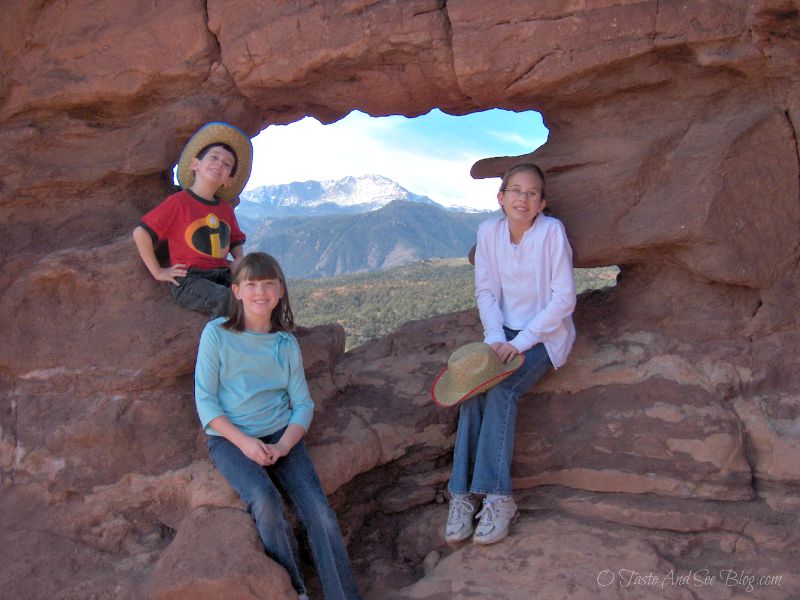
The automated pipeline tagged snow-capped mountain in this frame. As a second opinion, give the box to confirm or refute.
[238,174,440,222]
[445,203,490,214]
[233,174,496,277]
[248,199,490,278]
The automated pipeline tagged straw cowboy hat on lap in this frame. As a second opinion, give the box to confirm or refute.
[177,121,253,202]
[431,342,524,408]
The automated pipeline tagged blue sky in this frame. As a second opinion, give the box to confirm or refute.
[247,108,548,211]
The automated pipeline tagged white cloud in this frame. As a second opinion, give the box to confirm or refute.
[248,113,506,211]
[489,130,548,149]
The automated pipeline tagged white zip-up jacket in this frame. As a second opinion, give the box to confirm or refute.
[474,214,577,368]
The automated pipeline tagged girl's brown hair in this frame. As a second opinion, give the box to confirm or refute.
[222,252,294,333]
[499,163,546,198]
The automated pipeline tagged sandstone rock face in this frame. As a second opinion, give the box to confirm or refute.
[396,509,796,600]
[2,1,800,599]
[146,507,296,600]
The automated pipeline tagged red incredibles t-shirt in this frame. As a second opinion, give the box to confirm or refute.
[139,190,246,270]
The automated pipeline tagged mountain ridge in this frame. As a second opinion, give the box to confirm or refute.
[248,199,492,278]
[239,174,446,219]
[237,174,494,279]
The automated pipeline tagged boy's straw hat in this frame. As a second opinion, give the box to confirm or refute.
[176,122,253,202]
[431,342,524,408]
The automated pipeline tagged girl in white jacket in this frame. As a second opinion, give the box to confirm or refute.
[445,163,577,546]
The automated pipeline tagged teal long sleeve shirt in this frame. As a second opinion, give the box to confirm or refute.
[194,318,314,438]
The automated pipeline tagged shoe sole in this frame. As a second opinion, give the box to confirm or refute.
[445,526,475,546]
[472,510,519,545]
[446,535,473,547]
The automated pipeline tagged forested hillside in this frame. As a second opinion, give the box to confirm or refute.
[291,259,619,349]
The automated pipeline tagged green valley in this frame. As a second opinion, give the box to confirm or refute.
[290,259,619,350]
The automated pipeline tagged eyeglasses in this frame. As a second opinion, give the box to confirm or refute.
[501,188,541,201]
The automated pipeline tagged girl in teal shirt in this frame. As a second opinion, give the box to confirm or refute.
[195,252,362,600]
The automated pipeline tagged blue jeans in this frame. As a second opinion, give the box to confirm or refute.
[208,430,362,600]
[448,328,553,496]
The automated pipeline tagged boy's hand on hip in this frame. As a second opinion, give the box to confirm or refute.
[491,342,519,363]
[153,264,188,286]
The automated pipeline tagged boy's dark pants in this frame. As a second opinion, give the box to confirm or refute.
[170,267,232,318]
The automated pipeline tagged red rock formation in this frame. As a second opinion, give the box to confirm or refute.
[1,1,799,599]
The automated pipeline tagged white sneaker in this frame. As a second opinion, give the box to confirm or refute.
[473,495,518,545]
[445,493,478,544]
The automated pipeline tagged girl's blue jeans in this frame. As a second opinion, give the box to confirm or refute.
[448,328,553,497]
[208,429,362,600]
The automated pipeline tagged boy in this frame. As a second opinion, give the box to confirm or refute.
[133,122,253,317]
